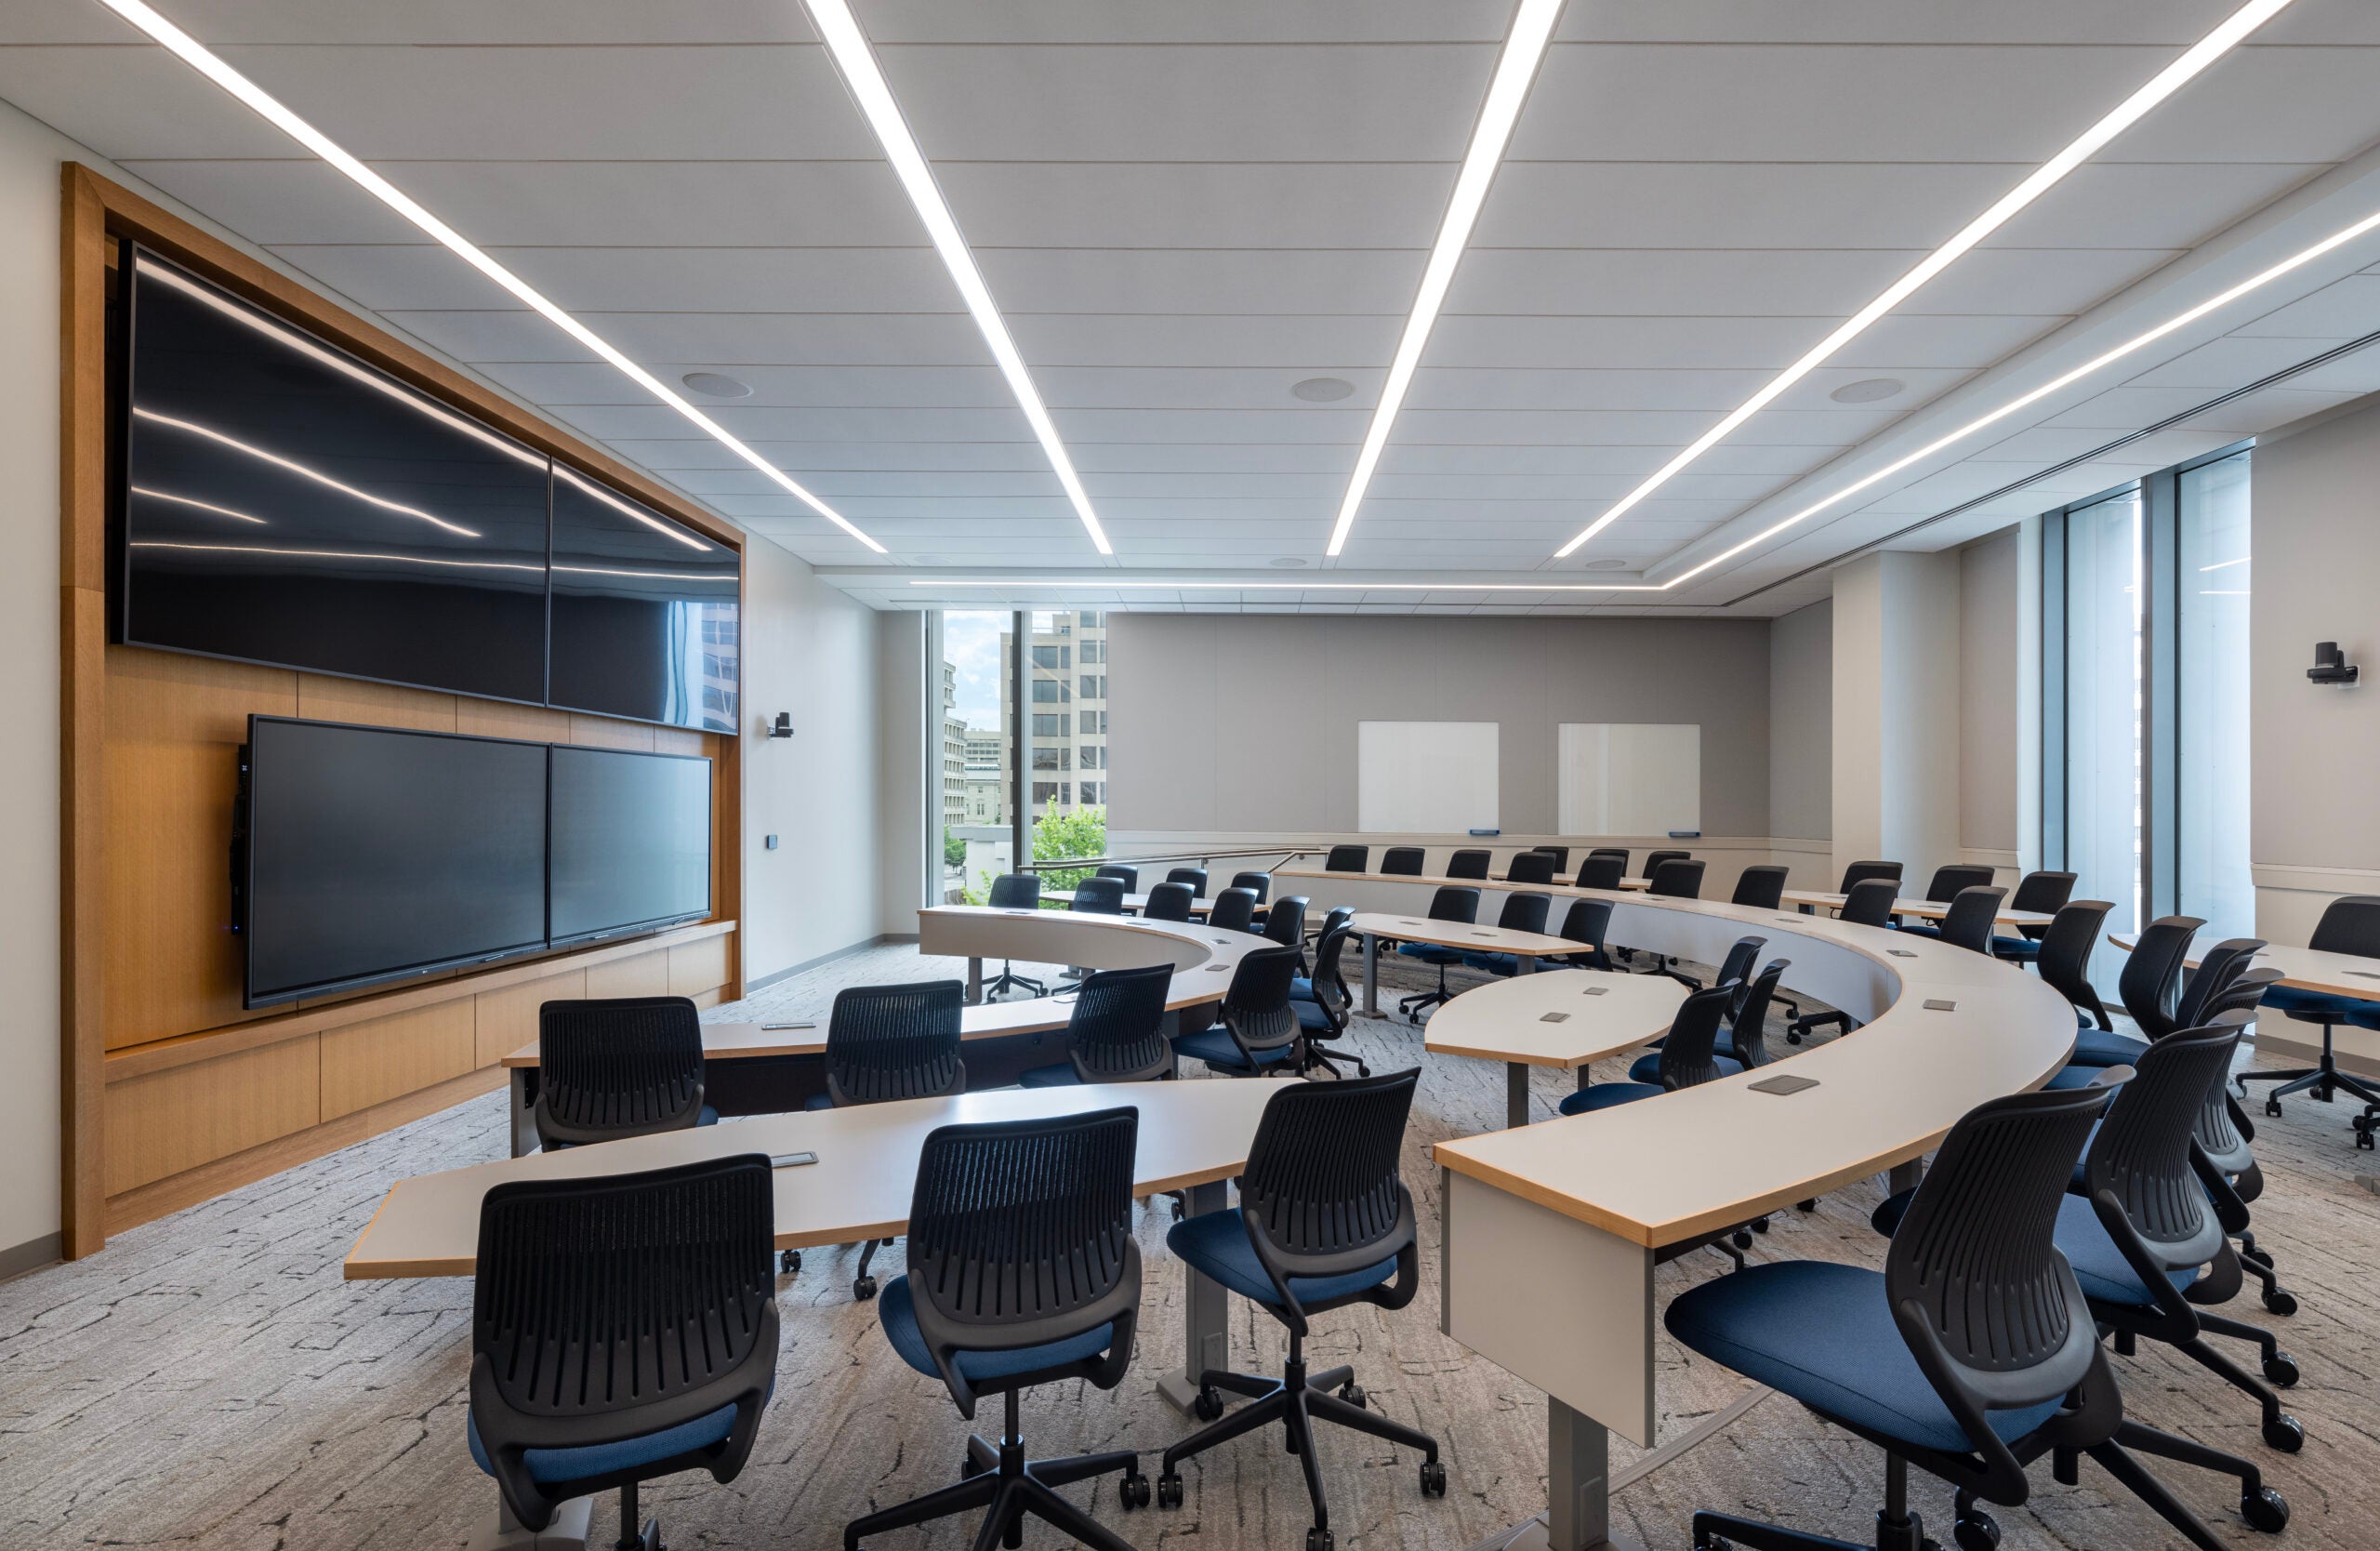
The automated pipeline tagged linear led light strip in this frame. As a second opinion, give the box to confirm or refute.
[1325,0,1567,559]
[801,0,1112,557]
[97,0,886,554]
[1553,0,2302,560]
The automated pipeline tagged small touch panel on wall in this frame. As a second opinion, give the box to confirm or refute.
[1357,722,1499,834]
[1557,723,1700,836]
[548,466,741,732]
[119,249,549,704]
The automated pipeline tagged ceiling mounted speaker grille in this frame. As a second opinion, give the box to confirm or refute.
[1290,377,1355,402]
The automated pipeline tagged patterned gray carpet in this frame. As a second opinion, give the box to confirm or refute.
[5,943,2375,1551]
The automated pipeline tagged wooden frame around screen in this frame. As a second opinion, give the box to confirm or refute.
[59,163,747,1255]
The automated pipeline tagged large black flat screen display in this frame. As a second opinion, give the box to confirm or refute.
[121,248,550,704]
[549,745,713,946]
[549,465,741,733]
[244,718,549,1005]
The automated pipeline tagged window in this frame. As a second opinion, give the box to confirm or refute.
[1032,712,1066,737]
[1032,780,1062,804]
[2063,489,2146,941]
[1080,781,1102,803]
[1031,747,1071,772]
[1032,644,1069,670]
[1080,641,1103,665]
[1079,674,1104,698]
[2178,452,2253,939]
[1079,744,1102,770]
[1030,679,1068,704]
[935,610,1014,905]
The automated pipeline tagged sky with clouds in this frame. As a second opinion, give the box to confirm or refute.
[942,611,1005,732]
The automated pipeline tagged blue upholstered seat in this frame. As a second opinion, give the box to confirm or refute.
[1291,1000,1335,1033]
[469,1401,742,1487]
[2067,1027,2149,1068]
[1557,1080,1664,1115]
[877,1274,1119,1382]
[1992,935,2043,961]
[1289,976,1316,1002]
[1895,924,1942,941]
[1166,1209,1397,1308]
[1628,1051,1742,1084]
[1171,1027,1299,1071]
[545,1106,719,1149]
[1396,942,1464,966]
[2262,984,2380,1026]
[2043,1064,2108,1090]
[802,1092,835,1111]
[1015,1062,1079,1088]
[1663,1261,2066,1455]
[2053,1195,2197,1306]
[1461,950,1523,975]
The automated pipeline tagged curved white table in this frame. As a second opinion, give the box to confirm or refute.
[919,903,1266,1003]
[1306,874,2076,1551]
[1422,970,1690,1130]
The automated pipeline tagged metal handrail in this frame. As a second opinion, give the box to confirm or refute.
[1020,845,1310,873]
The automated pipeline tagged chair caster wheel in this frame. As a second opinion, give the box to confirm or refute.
[1338,1383,1366,1409]
[2263,1288,2298,1317]
[853,1275,878,1301]
[2264,1353,2300,1387]
[1751,1216,1770,1234]
[1193,1385,1224,1422]
[2266,1099,2283,1118]
[779,1250,801,1276]
[2242,1245,2274,1269]
[2241,1486,2290,1532]
[1119,1472,1151,1511]
[1731,1229,1753,1250]
[1357,1064,1372,1077]
[1157,1472,1183,1509]
[1696,1536,1734,1551]
[1795,1200,1816,1213]
[1306,1529,1334,1551]
[1170,1200,1185,1223]
[1953,1512,2000,1551]
[2263,1414,2304,1452]
[1420,1459,1447,1497]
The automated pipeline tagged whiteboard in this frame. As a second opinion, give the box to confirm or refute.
[1357,722,1499,834]
[1557,723,1700,836]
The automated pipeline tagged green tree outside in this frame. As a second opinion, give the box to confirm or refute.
[1031,806,1107,898]
[943,828,967,868]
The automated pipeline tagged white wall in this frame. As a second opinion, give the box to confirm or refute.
[1955,523,2041,881]
[0,101,65,1264]
[875,611,931,939]
[1768,600,1831,847]
[1832,550,1964,886]
[739,536,885,984]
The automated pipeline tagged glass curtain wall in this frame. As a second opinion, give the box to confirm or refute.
[1017,610,1110,889]
[939,611,1012,903]
[2065,490,2148,943]
[2176,452,2254,939]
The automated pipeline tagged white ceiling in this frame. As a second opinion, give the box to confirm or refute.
[7,0,2380,614]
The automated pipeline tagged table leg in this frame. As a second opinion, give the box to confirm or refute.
[1159,1178,1232,1415]
[509,1069,536,1159]
[468,1491,591,1550]
[1505,1062,1533,1130]
[1468,1399,1643,1551]
[966,956,984,1004]
[1519,952,1536,974]
[1888,1158,1924,1196]
[1361,932,1381,1017]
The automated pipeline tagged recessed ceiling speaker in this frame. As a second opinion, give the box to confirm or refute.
[1579,557,1630,571]
[1290,377,1355,402]
[681,371,754,399]
[1270,557,1309,567]
[1831,377,1905,404]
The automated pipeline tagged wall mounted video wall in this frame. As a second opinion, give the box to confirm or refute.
[112,245,739,734]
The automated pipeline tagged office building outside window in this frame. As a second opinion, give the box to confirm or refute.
[1006,610,1110,880]
[938,612,1013,902]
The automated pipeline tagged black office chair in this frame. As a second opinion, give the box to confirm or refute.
[532,996,713,1151]
[1730,864,1790,910]
[1673,1080,2278,1551]
[1229,870,1272,904]
[1837,858,1903,894]
[1171,945,1304,1074]
[812,981,967,1299]
[1459,891,1552,978]
[1446,848,1491,880]
[1093,864,1138,892]
[1587,845,1630,868]
[469,1157,776,1551]
[1574,853,1627,890]
[2056,913,2200,1067]
[1017,963,1175,1088]
[2190,977,2299,1317]
[848,1108,1148,1551]
[1263,894,1312,974]
[1070,876,1127,915]
[985,873,1049,999]
[1155,1071,1444,1547]
[2035,899,2117,1029]
[1917,862,1996,905]
[1380,846,1425,876]
[1641,848,1689,880]
[1207,886,1260,934]
[1784,881,1901,1042]
[1936,886,2007,955]
[1323,844,1368,872]
[1564,982,1736,1115]
[1292,916,1368,1079]
[1506,850,1556,885]
[1143,881,1196,921]
[1633,939,1763,1073]
[1551,896,1615,970]
[1536,845,1570,868]
[2176,937,2267,1028]
[1648,857,1704,898]
[1721,959,1791,1071]
[1166,866,1210,897]
[2238,894,2380,1134]
[1395,885,1482,1021]
[1990,869,2078,961]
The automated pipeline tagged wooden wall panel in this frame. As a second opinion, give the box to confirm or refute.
[459,700,574,744]
[569,714,657,750]
[585,948,670,1001]
[474,970,588,1068]
[320,1001,475,1121]
[668,935,733,998]
[104,1036,319,1196]
[293,673,458,734]
[102,647,297,1049]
